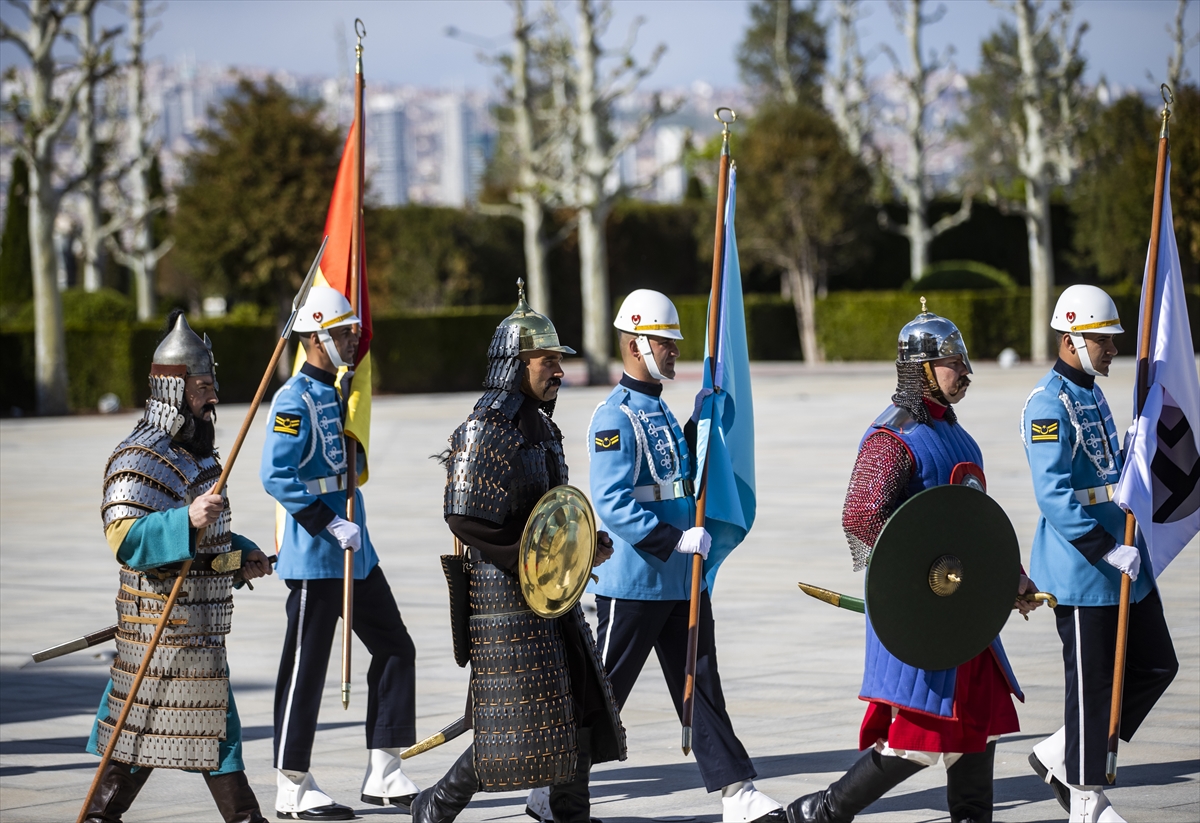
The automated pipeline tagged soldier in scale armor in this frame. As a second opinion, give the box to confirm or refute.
[84,312,272,823]
[411,282,626,822]
[785,302,1041,823]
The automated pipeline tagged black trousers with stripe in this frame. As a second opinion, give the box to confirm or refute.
[274,566,417,772]
[595,593,755,792]
[1053,586,1177,786]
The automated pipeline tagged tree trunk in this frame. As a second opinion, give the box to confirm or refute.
[28,169,69,414]
[575,0,611,384]
[1026,178,1055,363]
[787,260,821,365]
[127,0,155,320]
[1014,0,1055,363]
[577,202,611,384]
[520,192,551,313]
[78,5,104,292]
[906,189,930,282]
[509,1,551,314]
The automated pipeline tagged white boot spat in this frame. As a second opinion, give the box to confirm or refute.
[721,780,785,823]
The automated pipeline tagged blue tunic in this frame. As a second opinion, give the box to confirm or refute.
[261,363,378,581]
[857,404,1022,718]
[586,376,697,601]
[1022,362,1153,607]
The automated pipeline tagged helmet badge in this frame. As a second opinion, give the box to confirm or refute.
[631,314,641,325]
[313,311,323,322]
[1066,311,1076,323]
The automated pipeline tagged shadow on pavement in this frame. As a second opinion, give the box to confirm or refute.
[0,666,112,725]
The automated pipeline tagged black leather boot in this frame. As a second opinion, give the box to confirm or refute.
[81,761,153,823]
[549,728,596,823]
[204,770,269,823]
[786,750,926,823]
[411,745,479,823]
[946,741,995,823]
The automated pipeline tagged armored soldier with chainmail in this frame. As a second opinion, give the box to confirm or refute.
[412,282,626,822]
[85,312,272,823]
[785,303,1041,823]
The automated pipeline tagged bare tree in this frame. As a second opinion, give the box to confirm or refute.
[472,0,569,314]
[1168,0,1198,92]
[1,0,112,414]
[994,0,1087,362]
[74,3,122,292]
[828,0,870,158]
[878,0,973,282]
[106,0,172,321]
[571,0,670,384]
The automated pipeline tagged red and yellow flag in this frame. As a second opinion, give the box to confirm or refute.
[291,116,373,478]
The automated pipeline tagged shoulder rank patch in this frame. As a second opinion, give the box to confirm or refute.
[594,429,620,452]
[1030,419,1059,442]
[273,413,301,436]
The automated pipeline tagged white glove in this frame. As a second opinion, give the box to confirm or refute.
[1102,544,1140,581]
[675,527,711,560]
[326,516,361,552]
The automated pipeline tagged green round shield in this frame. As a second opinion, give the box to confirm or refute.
[865,484,1020,671]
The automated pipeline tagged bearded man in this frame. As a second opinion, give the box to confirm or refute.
[786,302,1041,823]
[85,312,272,823]
[413,282,625,823]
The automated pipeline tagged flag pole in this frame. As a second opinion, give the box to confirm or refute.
[341,17,367,712]
[1107,83,1172,784]
[682,108,735,756]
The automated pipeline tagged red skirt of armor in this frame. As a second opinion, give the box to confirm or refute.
[858,647,1019,754]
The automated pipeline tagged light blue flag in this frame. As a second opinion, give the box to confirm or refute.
[694,168,756,592]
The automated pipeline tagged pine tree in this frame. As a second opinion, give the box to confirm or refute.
[0,155,33,309]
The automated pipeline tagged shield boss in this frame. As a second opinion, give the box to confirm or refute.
[866,484,1020,671]
[519,485,597,618]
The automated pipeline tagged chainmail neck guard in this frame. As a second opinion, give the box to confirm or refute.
[891,362,956,425]
[479,324,556,418]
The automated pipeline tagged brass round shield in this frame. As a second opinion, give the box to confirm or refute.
[865,484,1020,671]
[519,485,597,618]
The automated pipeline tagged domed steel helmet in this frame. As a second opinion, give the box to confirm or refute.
[897,296,972,373]
[146,312,218,437]
[484,280,574,394]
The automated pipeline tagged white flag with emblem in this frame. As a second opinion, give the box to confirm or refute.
[1113,158,1200,578]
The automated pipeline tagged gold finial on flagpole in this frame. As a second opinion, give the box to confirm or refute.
[354,18,366,75]
[1160,84,1173,139]
[714,107,736,155]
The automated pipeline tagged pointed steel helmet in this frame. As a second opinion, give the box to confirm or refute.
[498,279,575,354]
[897,296,972,374]
[152,313,218,385]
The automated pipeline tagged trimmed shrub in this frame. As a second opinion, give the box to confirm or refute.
[371,307,511,394]
[907,260,1017,291]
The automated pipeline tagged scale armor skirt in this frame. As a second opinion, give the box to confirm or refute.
[96,562,234,771]
[468,560,577,791]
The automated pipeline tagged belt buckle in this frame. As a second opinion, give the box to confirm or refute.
[318,477,329,494]
[653,484,663,502]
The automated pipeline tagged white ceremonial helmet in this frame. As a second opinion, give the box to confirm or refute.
[293,286,360,369]
[614,289,683,381]
[1051,285,1123,376]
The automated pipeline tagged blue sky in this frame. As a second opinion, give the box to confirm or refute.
[2,1,1196,91]
[128,0,1196,91]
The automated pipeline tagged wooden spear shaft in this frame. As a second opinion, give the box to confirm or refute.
[682,127,731,756]
[1107,99,1170,785]
[77,335,293,823]
[341,24,366,711]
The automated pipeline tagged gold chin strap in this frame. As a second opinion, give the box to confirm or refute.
[921,362,949,405]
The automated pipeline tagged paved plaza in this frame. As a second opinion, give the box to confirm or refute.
[1,359,1196,822]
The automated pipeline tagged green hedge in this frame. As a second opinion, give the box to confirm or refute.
[0,307,512,415]
[3,291,1197,415]
[671,287,1199,362]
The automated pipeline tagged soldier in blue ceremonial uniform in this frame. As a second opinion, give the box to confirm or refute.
[262,287,419,820]
[1022,285,1177,823]
[584,290,784,823]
